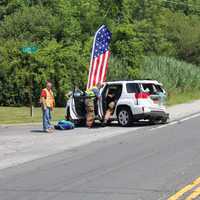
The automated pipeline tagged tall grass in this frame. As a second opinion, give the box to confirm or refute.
[141,56,200,93]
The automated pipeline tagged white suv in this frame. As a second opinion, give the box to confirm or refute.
[66,80,169,126]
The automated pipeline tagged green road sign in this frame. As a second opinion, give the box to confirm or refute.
[21,46,38,54]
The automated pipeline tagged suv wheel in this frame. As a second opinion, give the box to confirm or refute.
[117,107,132,127]
[161,117,168,124]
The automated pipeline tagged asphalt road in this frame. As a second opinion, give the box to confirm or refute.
[0,115,200,200]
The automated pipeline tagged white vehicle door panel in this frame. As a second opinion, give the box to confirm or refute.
[70,98,79,120]
[98,84,107,119]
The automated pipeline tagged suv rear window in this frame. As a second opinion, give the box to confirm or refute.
[141,83,164,95]
[126,83,140,93]
[142,83,155,94]
[155,84,164,93]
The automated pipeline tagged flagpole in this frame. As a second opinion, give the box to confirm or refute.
[87,25,105,89]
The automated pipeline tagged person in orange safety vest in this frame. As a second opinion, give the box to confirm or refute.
[40,81,55,133]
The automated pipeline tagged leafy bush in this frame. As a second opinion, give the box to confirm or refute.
[0,1,200,106]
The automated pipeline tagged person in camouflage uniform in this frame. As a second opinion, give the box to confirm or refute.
[85,83,102,128]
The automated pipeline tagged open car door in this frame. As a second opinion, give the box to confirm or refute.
[69,90,86,120]
[98,84,108,120]
[98,83,123,120]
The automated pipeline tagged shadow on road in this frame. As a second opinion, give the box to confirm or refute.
[75,121,155,128]
[29,121,156,133]
[30,130,45,133]
[107,122,155,128]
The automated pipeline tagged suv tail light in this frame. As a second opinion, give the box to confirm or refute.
[135,92,150,99]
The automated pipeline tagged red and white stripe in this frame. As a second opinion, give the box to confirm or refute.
[87,51,110,89]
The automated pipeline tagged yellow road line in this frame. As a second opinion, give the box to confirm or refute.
[167,177,200,200]
[185,186,200,200]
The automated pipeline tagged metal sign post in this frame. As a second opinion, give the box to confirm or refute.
[20,46,38,117]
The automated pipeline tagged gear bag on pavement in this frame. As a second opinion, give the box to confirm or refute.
[54,120,75,130]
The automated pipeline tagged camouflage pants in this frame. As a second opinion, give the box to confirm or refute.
[105,101,115,121]
[85,98,95,128]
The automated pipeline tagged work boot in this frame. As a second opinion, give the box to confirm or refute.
[102,119,108,127]
[44,129,54,133]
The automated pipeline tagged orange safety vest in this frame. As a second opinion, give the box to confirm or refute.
[43,88,55,109]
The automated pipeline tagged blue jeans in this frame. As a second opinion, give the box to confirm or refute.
[42,107,52,131]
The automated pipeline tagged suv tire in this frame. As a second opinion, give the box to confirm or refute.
[117,107,133,127]
[161,117,168,124]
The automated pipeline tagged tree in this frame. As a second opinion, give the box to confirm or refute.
[0,0,200,106]
[164,11,200,64]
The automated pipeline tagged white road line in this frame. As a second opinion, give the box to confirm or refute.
[179,112,200,122]
[149,112,200,131]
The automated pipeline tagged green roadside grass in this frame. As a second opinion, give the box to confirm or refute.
[167,90,200,106]
[1,90,200,124]
[0,107,65,125]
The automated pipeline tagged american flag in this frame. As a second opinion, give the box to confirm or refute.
[87,25,112,89]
